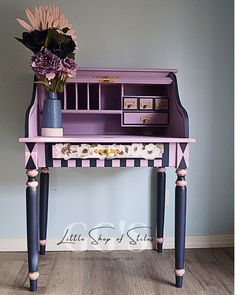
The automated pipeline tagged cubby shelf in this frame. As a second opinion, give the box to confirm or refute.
[62,110,122,114]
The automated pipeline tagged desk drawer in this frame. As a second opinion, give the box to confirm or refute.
[52,143,164,160]
[123,112,168,125]
[123,98,138,110]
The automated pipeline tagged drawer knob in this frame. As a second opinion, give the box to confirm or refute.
[140,116,150,123]
[127,103,134,108]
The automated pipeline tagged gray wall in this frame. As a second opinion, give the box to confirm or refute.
[0,0,233,239]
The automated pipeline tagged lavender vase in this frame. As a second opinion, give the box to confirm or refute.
[41,92,63,137]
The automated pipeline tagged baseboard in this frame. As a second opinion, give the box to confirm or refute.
[0,235,233,252]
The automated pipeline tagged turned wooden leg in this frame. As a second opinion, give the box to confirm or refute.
[175,169,187,288]
[156,167,166,253]
[26,169,39,292]
[39,168,49,255]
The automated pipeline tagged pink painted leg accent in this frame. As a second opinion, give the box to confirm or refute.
[29,271,39,280]
[175,269,185,276]
[156,237,164,243]
[39,240,46,246]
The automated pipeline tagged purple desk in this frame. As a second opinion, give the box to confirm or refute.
[19,68,195,291]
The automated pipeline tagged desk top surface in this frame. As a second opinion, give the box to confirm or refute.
[19,135,196,143]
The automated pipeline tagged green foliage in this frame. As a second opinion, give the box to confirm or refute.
[34,74,66,93]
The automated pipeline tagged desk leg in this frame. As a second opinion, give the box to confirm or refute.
[156,167,166,253]
[26,169,39,292]
[39,168,49,255]
[175,169,187,288]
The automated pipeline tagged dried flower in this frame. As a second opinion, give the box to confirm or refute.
[16,5,77,42]
[60,57,77,77]
[30,49,60,80]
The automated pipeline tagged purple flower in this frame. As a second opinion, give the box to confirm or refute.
[60,57,77,77]
[30,49,60,80]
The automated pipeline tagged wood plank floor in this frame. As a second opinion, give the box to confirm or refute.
[0,248,233,295]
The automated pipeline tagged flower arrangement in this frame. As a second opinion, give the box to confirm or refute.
[16,5,78,93]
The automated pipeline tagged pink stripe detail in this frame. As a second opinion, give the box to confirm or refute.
[140,159,148,167]
[183,144,189,168]
[68,160,76,167]
[112,160,120,167]
[154,159,162,167]
[52,145,56,158]
[53,160,61,167]
[96,160,104,167]
[169,143,176,167]
[126,159,135,167]
[177,144,183,168]
[25,145,30,167]
[82,160,90,167]
[37,143,46,167]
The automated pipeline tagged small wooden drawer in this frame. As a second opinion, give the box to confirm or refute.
[123,98,138,110]
[139,98,153,110]
[155,98,169,110]
[123,112,168,125]
[52,143,164,160]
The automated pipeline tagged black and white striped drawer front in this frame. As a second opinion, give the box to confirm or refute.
[49,158,163,168]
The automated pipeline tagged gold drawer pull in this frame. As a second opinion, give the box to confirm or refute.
[95,148,121,155]
[140,116,151,124]
[125,102,136,108]
[98,79,114,83]
[95,75,119,84]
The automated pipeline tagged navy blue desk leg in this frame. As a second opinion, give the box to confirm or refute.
[26,169,39,292]
[175,169,187,288]
[39,168,49,255]
[156,167,166,252]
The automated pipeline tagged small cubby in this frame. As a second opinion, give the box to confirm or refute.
[124,84,169,96]
[101,84,121,110]
[65,83,76,109]
[77,83,88,110]
[89,84,99,110]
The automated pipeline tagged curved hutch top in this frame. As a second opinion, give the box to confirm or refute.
[24,67,191,141]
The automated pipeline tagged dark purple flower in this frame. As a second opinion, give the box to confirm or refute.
[21,30,48,53]
[60,57,77,77]
[30,49,60,80]
[47,32,76,59]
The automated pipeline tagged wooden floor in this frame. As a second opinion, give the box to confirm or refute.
[0,248,233,295]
